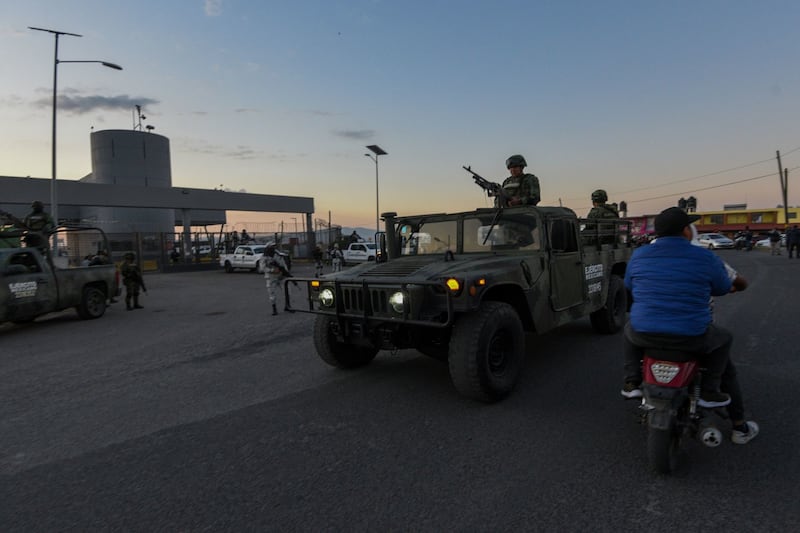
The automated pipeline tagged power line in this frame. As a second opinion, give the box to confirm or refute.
[625,165,800,205]
[549,146,800,206]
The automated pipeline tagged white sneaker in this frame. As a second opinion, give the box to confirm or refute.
[731,421,759,444]
[621,382,643,399]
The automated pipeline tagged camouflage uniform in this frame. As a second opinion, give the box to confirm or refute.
[499,173,541,206]
[312,246,324,277]
[22,201,54,252]
[585,190,619,244]
[23,203,54,233]
[261,243,290,315]
[121,253,146,310]
[498,155,540,207]
[331,245,343,272]
[587,204,619,219]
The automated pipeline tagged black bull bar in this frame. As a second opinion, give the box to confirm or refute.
[284,277,455,328]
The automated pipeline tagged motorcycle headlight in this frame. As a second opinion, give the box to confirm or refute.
[319,288,335,308]
[389,291,405,313]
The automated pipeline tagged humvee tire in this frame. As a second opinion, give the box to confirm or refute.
[590,274,626,334]
[313,315,378,368]
[448,301,525,402]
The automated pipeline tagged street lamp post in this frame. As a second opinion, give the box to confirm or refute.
[365,144,387,238]
[29,26,122,238]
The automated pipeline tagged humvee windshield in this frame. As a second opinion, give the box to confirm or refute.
[398,213,540,256]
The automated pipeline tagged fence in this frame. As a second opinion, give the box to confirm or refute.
[103,227,343,272]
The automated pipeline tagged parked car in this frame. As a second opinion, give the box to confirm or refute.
[219,244,266,273]
[191,245,212,256]
[342,242,377,264]
[696,233,734,249]
[756,234,785,248]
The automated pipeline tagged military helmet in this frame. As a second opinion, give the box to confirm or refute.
[505,154,527,169]
[265,241,276,249]
[31,200,44,210]
[591,189,608,203]
[124,252,136,260]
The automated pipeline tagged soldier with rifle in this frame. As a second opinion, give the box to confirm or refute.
[261,242,294,316]
[464,155,540,208]
[1,202,53,251]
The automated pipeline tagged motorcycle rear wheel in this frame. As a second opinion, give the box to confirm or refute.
[647,421,681,474]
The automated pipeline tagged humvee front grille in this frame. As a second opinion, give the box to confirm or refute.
[341,286,389,314]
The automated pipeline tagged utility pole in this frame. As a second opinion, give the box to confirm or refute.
[777,150,790,226]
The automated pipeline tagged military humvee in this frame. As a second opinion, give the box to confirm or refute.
[287,206,632,402]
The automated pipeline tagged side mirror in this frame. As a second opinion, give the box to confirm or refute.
[377,232,387,262]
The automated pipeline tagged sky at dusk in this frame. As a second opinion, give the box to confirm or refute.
[2,0,799,229]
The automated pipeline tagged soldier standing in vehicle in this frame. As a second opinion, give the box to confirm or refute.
[23,201,54,233]
[121,252,146,310]
[22,201,54,251]
[498,155,540,207]
[587,190,619,219]
[261,242,291,316]
[585,190,619,244]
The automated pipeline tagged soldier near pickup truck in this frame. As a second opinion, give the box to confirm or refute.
[121,252,146,310]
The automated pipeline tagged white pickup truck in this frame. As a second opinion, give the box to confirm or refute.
[219,244,266,273]
[342,242,377,264]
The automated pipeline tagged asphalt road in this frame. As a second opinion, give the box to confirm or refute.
[1,251,799,531]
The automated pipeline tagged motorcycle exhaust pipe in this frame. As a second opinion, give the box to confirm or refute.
[699,426,723,447]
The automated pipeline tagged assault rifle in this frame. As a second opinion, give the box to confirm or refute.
[463,166,511,245]
[0,209,29,230]
[463,166,511,208]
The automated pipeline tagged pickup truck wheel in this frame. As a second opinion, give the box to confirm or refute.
[448,301,524,402]
[77,286,107,320]
[590,274,626,334]
[224,261,233,273]
[313,316,378,369]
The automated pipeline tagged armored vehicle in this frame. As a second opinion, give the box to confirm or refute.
[288,206,632,402]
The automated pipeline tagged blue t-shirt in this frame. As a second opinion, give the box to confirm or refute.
[625,236,732,336]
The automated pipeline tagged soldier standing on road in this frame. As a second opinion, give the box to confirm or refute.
[786,225,799,259]
[313,245,324,277]
[261,242,291,316]
[121,252,146,310]
[498,155,540,207]
[768,228,782,256]
[331,243,343,272]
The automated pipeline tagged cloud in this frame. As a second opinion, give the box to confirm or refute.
[176,137,263,160]
[204,0,222,16]
[333,129,375,140]
[32,92,159,114]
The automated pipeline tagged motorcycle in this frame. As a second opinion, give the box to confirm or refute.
[640,349,727,474]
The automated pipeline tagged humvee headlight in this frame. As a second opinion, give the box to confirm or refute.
[389,291,405,313]
[446,278,461,292]
[319,288,335,307]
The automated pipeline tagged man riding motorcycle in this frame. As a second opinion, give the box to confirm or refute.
[622,207,758,444]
